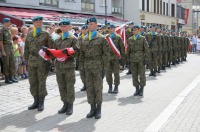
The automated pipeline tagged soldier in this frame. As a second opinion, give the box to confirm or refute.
[155,26,162,73]
[126,21,134,75]
[53,20,79,115]
[78,25,88,91]
[106,24,125,94]
[0,18,18,84]
[176,31,182,63]
[24,16,53,111]
[145,24,160,76]
[79,17,108,119]
[166,30,172,68]
[127,25,149,96]
[140,26,147,36]
[183,32,190,61]
[171,31,177,65]
[161,29,168,70]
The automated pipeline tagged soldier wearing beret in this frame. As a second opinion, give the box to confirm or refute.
[53,20,79,115]
[79,17,108,119]
[78,25,88,91]
[24,16,53,111]
[106,24,125,94]
[0,18,18,84]
[127,26,149,96]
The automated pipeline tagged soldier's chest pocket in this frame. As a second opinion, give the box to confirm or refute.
[35,36,46,44]
[60,40,72,49]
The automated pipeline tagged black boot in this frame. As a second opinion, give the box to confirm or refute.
[66,103,73,115]
[86,104,96,118]
[139,86,144,96]
[112,85,118,94]
[9,76,18,83]
[38,97,45,111]
[108,84,112,93]
[80,85,86,91]
[95,104,101,119]
[134,86,140,96]
[153,69,156,77]
[157,67,160,73]
[28,96,39,110]
[162,66,166,70]
[126,69,132,75]
[58,102,68,114]
[5,76,12,84]
[149,70,154,76]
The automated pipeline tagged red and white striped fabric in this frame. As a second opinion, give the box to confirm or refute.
[115,24,127,51]
[38,49,51,60]
[106,35,121,59]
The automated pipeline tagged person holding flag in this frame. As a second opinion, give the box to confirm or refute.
[53,19,79,115]
[127,25,149,96]
[105,24,125,94]
[24,16,53,111]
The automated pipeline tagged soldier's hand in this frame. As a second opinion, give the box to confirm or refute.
[62,48,69,56]
[2,51,6,56]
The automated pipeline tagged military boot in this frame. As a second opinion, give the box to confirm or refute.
[95,104,101,119]
[149,70,154,76]
[162,65,166,70]
[5,76,12,84]
[134,86,140,96]
[80,85,86,91]
[66,103,73,115]
[126,69,132,75]
[112,85,118,94]
[139,86,144,96]
[153,69,157,77]
[86,104,96,118]
[9,75,18,83]
[38,97,45,111]
[108,84,112,93]
[58,102,68,114]
[28,96,39,110]
[157,67,161,73]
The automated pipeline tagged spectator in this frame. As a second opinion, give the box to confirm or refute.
[73,27,80,38]
[20,34,28,79]
[52,28,62,41]
[197,35,200,55]
[192,34,198,53]
[21,26,28,35]
[13,35,21,80]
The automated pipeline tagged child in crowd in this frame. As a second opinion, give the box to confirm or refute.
[13,35,21,80]
[20,34,28,79]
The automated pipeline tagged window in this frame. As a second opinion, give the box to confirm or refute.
[163,2,165,15]
[112,7,122,15]
[39,0,58,6]
[99,0,105,6]
[147,0,149,12]
[154,0,156,13]
[166,3,168,16]
[142,0,145,11]
[157,0,159,14]
[160,0,162,14]
[81,2,95,12]
[171,4,175,17]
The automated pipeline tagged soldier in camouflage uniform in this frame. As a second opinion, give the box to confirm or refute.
[176,32,182,63]
[106,24,125,94]
[126,21,134,75]
[166,30,172,68]
[127,25,149,96]
[161,29,168,70]
[171,31,178,65]
[183,32,190,61]
[145,24,161,76]
[78,25,88,91]
[53,20,79,115]
[180,32,185,61]
[24,16,53,111]
[0,18,18,84]
[155,27,163,73]
[79,17,108,119]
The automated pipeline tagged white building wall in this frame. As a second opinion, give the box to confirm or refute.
[59,0,81,11]
[95,0,112,14]
[6,0,39,6]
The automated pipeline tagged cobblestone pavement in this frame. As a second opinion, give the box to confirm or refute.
[1,54,200,132]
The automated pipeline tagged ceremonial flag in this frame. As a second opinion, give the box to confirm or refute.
[115,24,127,51]
[106,35,121,58]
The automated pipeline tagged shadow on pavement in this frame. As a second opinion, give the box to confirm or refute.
[146,76,157,81]
[75,91,87,99]
[117,96,143,106]
[52,118,97,132]
[120,74,132,80]
[103,93,117,102]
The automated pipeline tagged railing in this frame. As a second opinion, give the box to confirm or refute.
[81,2,95,12]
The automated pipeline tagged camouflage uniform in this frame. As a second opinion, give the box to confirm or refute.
[79,32,108,105]
[167,35,173,66]
[157,33,163,72]
[183,37,190,61]
[171,35,177,64]
[24,29,53,98]
[106,34,125,86]
[125,28,133,74]
[54,34,79,105]
[162,34,167,68]
[127,35,149,96]
[0,27,15,77]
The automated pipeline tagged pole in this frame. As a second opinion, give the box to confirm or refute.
[123,0,125,20]
[105,0,107,25]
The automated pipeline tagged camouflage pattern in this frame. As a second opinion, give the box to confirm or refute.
[127,35,149,87]
[162,34,168,66]
[0,26,15,76]
[79,32,108,105]
[184,37,190,59]
[125,28,133,70]
[171,35,178,63]
[24,29,53,97]
[177,36,182,61]
[157,34,163,69]
[167,35,173,64]
[102,29,109,35]
[106,34,125,85]
[54,34,79,103]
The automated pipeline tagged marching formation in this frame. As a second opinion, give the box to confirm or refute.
[0,16,190,120]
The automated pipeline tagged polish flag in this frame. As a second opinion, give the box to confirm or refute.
[115,24,127,52]
[106,35,121,59]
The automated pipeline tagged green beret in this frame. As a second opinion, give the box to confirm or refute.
[132,25,140,30]
[2,18,10,23]
[108,24,116,29]
[101,25,106,29]
[81,25,88,29]
[87,17,97,24]
[129,21,134,25]
[32,16,43,22]
[59,19,71,26]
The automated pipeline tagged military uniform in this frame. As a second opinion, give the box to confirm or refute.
[171,33,177,65]
[183,36,190,61]
[162,33,168,69]
[24,16,53,111]
[167,33,172,67]
[157,32,163,73]
[106,25,125,94]
[79,17,108,119]
[127,28,149,96]
[0,18,17,84]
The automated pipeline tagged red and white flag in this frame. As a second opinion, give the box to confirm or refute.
[106,35,121,59]
[115,24,127,51]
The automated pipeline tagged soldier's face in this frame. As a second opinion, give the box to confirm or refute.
[88,22,98,32]
[108,28,115,34]
[60,25,71,32]
[133,28,140,35]
[33,20,43,28]
[4,21,11,27]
